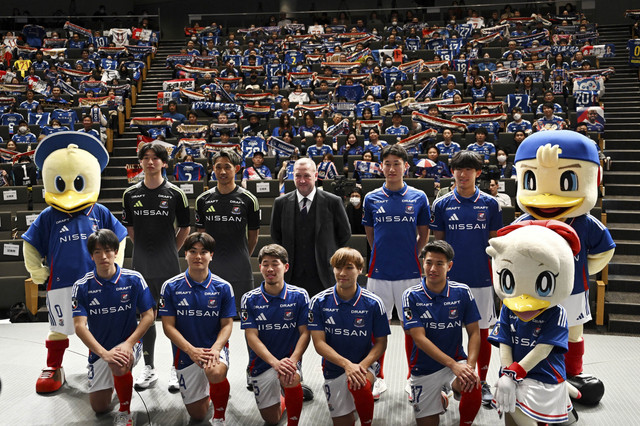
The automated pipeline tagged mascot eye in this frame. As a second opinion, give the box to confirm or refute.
[73,176,85,192]
[55,176,65,192]
[498,269,515,295]
[535,271,557,297]
[523,170,536,191]
[560,171,578,191]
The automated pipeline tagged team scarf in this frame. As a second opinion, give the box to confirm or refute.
[125,45,154,56]
[175,124,209,138]
[625,9,640,19]
[15,45,37,57]
[480,23,510,35]
[167,54,193,63]
[79,80,106,92]
[205,143,242,156]
[131,117,175,127]
[235,92,274,103]
[163,78,195,91]
[295,103,330,113]
[210,122,238,133]
[341,73,369,83]
[287,71,315,84]
[3,36,18,48]
[240,65,265,75]
[0,70,16,84]
[324,25,346,33]
[407,97,452,112]
[551,80,565,95]
[572,76,606,95]
[176,64,218,79]
[508,30,549,46]
[412,111,467,132]
[55,79,78,95]
[173,139,208,159]
[346,48,371,62]
[414,78,439,102]
[98,46,127,56]
[267,136,297,156]
[474,32,502,45]
[516,69,545,82]
[356,119,383,134]
[422,60,450,72]
[324,62,361,73]
[379,97,414,115]
[342,36,378,51]
[326,119,351,137]
[398,129,438,151]
[0,97,16,106]
[573,32,599,43]
[126,164,144,184]
[399,59,424,75]
[438,103,472,116]
[0,148,20,163]
[353,160,382,175]
[243,104,271,116]
[474,102,504,113]
[522,46,551,58]
[568,68,616,78]
[110,83,131,95]
[305,54,324,64]
[522,59,548,69]
[452,113,507,124]
[314,75,341,87]
[179,88,206,102]
[191,102,242,116]
[41,47,67,58]
[192,56,219,66]
[290,32,312,40]
[59,67,91,79]
[491,69,514,83]
[63,21,92,37]
[501,17,537,25]
[215,76,243,89]
[78,95,113,107]
[0,84,26,94]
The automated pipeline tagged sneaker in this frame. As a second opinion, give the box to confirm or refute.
[301,383,314,401]
[134,365,157,390]
[168,366,179,392]
[405,381,413,403]
[114,411,134,426]
[372,378,387,401]
[209,419,226,425]
[481,381,493,406]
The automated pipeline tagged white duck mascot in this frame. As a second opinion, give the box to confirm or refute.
[21,132,127,393]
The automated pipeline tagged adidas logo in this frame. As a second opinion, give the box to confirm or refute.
[450,213,459,221]
[89,298,100,306]
[576,313,584,321]
[134,200,143,208]
[177,298,189,307]
[290,416,298,421]
[326,316,336,325]
[59,225,69,233]
[206,205,215,213]
[256,313,267,321]
[376,206,386,214]
[420,311,432,319]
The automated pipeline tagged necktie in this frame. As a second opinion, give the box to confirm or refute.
[301,197,308,215]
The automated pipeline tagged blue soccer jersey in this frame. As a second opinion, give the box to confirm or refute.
[51,109,79,127]
[20,100,40,111]
[364,141,388,161]
[240,137,268,163]
[240,282,310,377]
[436,141,461,159]
[504,94,531,113]
[158,271,236,369]
[507,120,533,133]
[515,214,615,295]
[534,116,566,131]
[12,133,37,143]
[536,103,563,115]
[174,161,206,181]
[430,188,502,288]
[308,286,390,379]
[362,183,430,280]
[385,125,409,137]
[488,305,568,384]
[466,142,496,161]
[22,204,128,291]
[72,265,155,363]
[402,279,481,376]
[306,144,333,157]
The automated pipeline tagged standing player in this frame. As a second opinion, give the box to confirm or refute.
[72,229,155,426]
[362,144,430,399]
[308,248,390,426]
[429,151,502,406]
[196,148,260,313]
[159,232,235,425]
[402,240,482,426]
[122,142,191,392]
[241,244,310,425]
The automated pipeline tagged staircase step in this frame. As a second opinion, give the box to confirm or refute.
[608,160,640,171]
[605,291,640,315]
[607,239,640,256]
[608,255,640,276]
[607,313,640,334]
[602,197,640,210]
[603,184,639,196]
[607,274,640,292]
[603,136,640,148]
[101,176,130,188]
[603,172,640,185]
[606,210,640,224]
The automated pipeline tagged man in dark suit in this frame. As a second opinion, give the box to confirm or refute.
[271,157,351,296]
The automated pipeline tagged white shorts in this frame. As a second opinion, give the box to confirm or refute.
[561,291,591,327]
[251,364,302,410]
[367,278,421,320]
[323,363,379,418]
[178,346,229,405]
[46,287,75,335]
[469,286,496,329]
[410,365,458,419]
[88,342,142,393]
[515,379,572,423]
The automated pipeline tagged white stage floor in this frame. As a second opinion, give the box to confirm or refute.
[0,321,638,425]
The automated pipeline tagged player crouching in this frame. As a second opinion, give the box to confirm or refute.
[72,229,155,426]
[402,241,482,426]
[241,244,311,425]
[309,248,390,426]
[159,232,236,425]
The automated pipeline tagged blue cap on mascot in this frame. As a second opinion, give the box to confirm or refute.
[35,132,108,171]
[514,130,600,165]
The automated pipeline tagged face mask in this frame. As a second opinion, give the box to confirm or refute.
[513,113,521,120]
[88,47,94,52]
[52,125,60,129]
[350,197,361,206]
[497,155,507,163]
[18,126,27,133]
[392,21,398,26]
[385,61,392,67]
[58,57,65,62]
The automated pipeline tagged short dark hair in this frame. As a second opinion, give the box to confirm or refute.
[138,142,169,163]
[381,143,408,162]
[542,102,555,110]
[87,229,120,253]
[474,127,488,136]
[420,240,455,261]
[450,151,483,170]
[314,130,325,139]
[258,244,289,264]
[212,147,241,166]
[168,100,177,107]
[183,232,216,252]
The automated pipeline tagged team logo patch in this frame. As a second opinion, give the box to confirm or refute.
[477,212,486,221]
[491,324,500,336]
[354,317,365,327]
[404,307,413,321]
[448,308,458,319]
[241,309,249,321]
[120,293,130,303]
[58,318,64,326]
[429,212,435,223]
[533,326,541,337]
[160,200,168,208]
[208,298,217,308]
[284,310,293,320]
[308,311,314,323]
[92,223,99,232]
[71,297,78,310]
[405,204,415,214]
[231,206,241,215]
[158,296,165,309]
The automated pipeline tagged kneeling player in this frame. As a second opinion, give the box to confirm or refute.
[308,248,390,426]
[159,233,235,425]
[72,229,155,426]
[241,244,310,425]
[402,241,482,426]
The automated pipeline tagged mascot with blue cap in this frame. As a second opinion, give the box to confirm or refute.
[21,132,127,393]
[513,130,615,405]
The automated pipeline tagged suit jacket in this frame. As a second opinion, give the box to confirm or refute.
[271,189,351,289]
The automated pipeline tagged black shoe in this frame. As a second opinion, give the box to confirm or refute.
[246,383,254,392]
[558,407,579,425]
[301,383,314,401]
[567,374,604,406]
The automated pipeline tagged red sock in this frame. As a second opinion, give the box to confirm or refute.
[348,380,374,425]
[209,378,230,420]
[45,338,69,368]
[405,334,414,379]
[376,352,385,379]
[459,385,482,425]
[565,340,584,377]
[113,372,133,413]
[477,329,491,381]
[283,384,303,426]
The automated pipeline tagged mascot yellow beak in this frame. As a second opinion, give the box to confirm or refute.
[503,294,551,322]
[45,190,99,213]
[519,194,585,220]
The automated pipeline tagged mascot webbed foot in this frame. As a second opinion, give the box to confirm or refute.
[36,367,65,394]
[567,373,604,406]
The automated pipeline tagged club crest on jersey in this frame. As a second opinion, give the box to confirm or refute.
[232,206,241,215]
[284,310,293,320]
[208,298,218,308]
[405,204,415,214]
[492,324,500,336]
[354,317,365,327]
[158,296,165,309]
[533,326,541,337]
[449,308,458,319]
[404,307,413,321]
[241,309,248,321]
[477,212,486,221]
[121,293,130,303]
[160,200,169,209]
[92,223,99,232]
[58,318,64,326]
[71,297,78,310]
[308,311,314,323]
